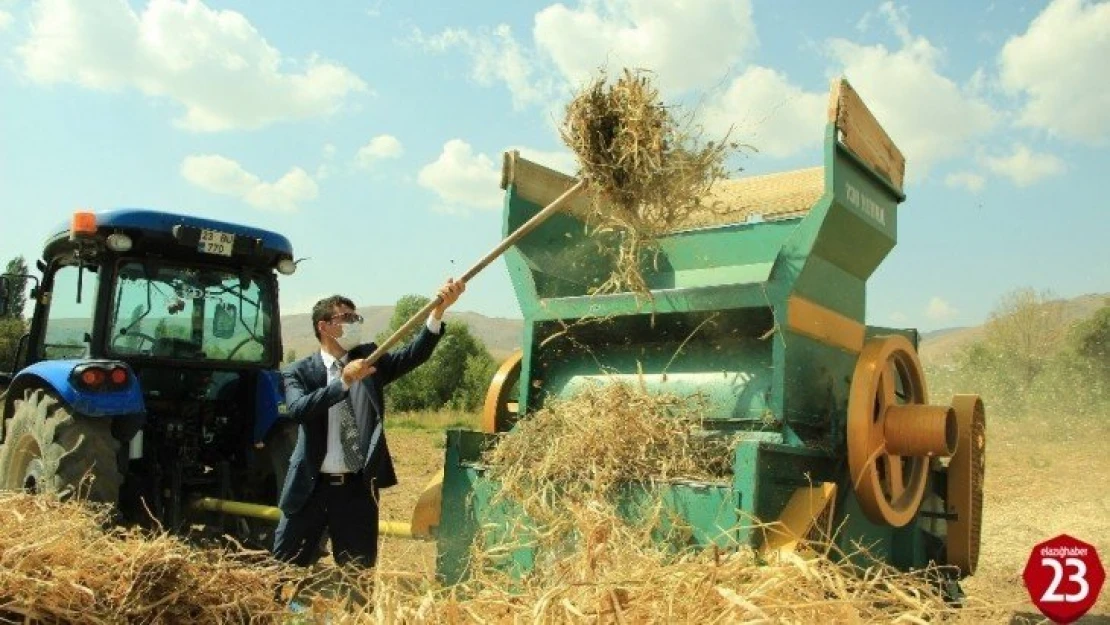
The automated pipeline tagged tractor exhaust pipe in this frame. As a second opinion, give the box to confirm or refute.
[190,497,415,539]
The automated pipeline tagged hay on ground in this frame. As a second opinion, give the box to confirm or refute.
[0,384,1003,622]
[0,494,294,623]
[443,381,981,623]
[560,68,741,295]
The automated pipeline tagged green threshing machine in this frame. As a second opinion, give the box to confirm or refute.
[429,78,987,594]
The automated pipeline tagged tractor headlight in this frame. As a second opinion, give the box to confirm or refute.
[106,233,133,252]
[276,258,297,275]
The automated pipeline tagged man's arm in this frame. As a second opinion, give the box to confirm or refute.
[372,317,444,386]
[361,277,463,385]
[282,365,347,425]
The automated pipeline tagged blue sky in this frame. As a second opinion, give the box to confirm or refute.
[0,0,1106,331]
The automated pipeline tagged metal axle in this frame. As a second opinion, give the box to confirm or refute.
[190,497,415,539]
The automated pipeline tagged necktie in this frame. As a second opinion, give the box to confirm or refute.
[332,361,366,472]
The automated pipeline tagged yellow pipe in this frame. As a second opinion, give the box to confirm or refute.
[191,497,414,539]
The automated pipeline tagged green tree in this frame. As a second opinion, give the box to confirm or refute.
[383,295,432,343]
[0,317,26,372]
[980,288,1068,388]
[931,289,1108,424]
[0,255,30,371]
[378,294,497,412]
[1070,300,1110,383]
[3,255,29,320]
[284,348,298,364]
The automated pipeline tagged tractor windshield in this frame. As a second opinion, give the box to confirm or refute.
[106,260,276,365]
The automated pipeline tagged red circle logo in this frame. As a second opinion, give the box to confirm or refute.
[1023,534,1105,624]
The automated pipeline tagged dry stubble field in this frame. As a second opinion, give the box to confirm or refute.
[374,415,1110,622]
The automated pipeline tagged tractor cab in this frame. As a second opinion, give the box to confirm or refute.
[0,208,299,546]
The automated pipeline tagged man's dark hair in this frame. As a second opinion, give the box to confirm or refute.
[311,295,356,340]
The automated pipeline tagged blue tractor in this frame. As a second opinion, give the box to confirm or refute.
[0,209,298,546]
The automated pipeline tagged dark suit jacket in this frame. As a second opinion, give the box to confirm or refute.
[277,324,444,515]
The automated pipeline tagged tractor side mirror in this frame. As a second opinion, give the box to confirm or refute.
[0,275,10,317]
[213,301,237,339]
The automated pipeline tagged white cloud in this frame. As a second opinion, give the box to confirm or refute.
[702,66,825,159]
[355,134,404,169]
[18,0,366,132]
[416,24,551,109]
[926,296,958,322]
[533,0,756,96]
[826,3,997,177]
[889,311,909,324]
[945,171,986,193]
[181,155,318,212]
[315,143,338,180]
[417,139,502,212]
[416,0,757,109]
[982,144,1065,187]
[999,0,1110,143]
[0,10,13,31]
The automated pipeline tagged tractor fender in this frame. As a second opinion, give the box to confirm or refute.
[2,360,146,440]
[252,369,290,444]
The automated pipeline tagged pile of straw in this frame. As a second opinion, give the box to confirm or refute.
[474,381,733,578]
[484,381,728,491]
[0,493,292,623]
[561,68,740,295]
[0,484,991,624]
[0,383,998,622]
[377,546,976,624]
[445,382,977,623]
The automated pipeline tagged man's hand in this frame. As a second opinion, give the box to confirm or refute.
[341,359,376,387]
[432,278,465,319]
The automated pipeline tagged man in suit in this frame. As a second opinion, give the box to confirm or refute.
[272,279,464,568]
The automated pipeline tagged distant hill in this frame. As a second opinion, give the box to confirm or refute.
[280,308,523,363]
[918,292,1108,364]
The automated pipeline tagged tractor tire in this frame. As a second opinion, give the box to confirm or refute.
[0,388,123,504]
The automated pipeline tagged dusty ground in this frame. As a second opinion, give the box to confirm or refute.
[375,429,444,574]
[961,417,1110,622]
[374,417,1110,622]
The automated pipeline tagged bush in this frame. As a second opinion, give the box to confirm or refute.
[926,289,1109,429]
[378,295,498,413]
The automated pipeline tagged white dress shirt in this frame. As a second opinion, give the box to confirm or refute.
[319,314,443,474]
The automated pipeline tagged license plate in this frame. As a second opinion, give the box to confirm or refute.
[197,228,235,256]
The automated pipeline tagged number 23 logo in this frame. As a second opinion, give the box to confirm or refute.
[1041,557,1090,603]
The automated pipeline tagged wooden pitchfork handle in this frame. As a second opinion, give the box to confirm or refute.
[359,178,588,367]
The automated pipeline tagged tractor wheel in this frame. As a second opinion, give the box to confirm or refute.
[0,388,123,504]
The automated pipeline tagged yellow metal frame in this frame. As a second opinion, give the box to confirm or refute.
[190,497,415,539]
[761,482,838,555]
[786,295,865,354]
[481,349,522,433]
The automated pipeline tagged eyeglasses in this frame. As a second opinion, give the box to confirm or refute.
[327,312,364,324]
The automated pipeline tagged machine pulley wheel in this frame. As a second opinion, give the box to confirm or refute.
[481,350,522,433]
[946,394,986,576]
[0,388,123,503]
[848,336,956,528]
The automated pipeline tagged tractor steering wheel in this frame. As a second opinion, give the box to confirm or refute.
[112,331,157,354]
[227,336,263,360]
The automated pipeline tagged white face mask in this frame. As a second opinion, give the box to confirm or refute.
[332,322,363,351]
